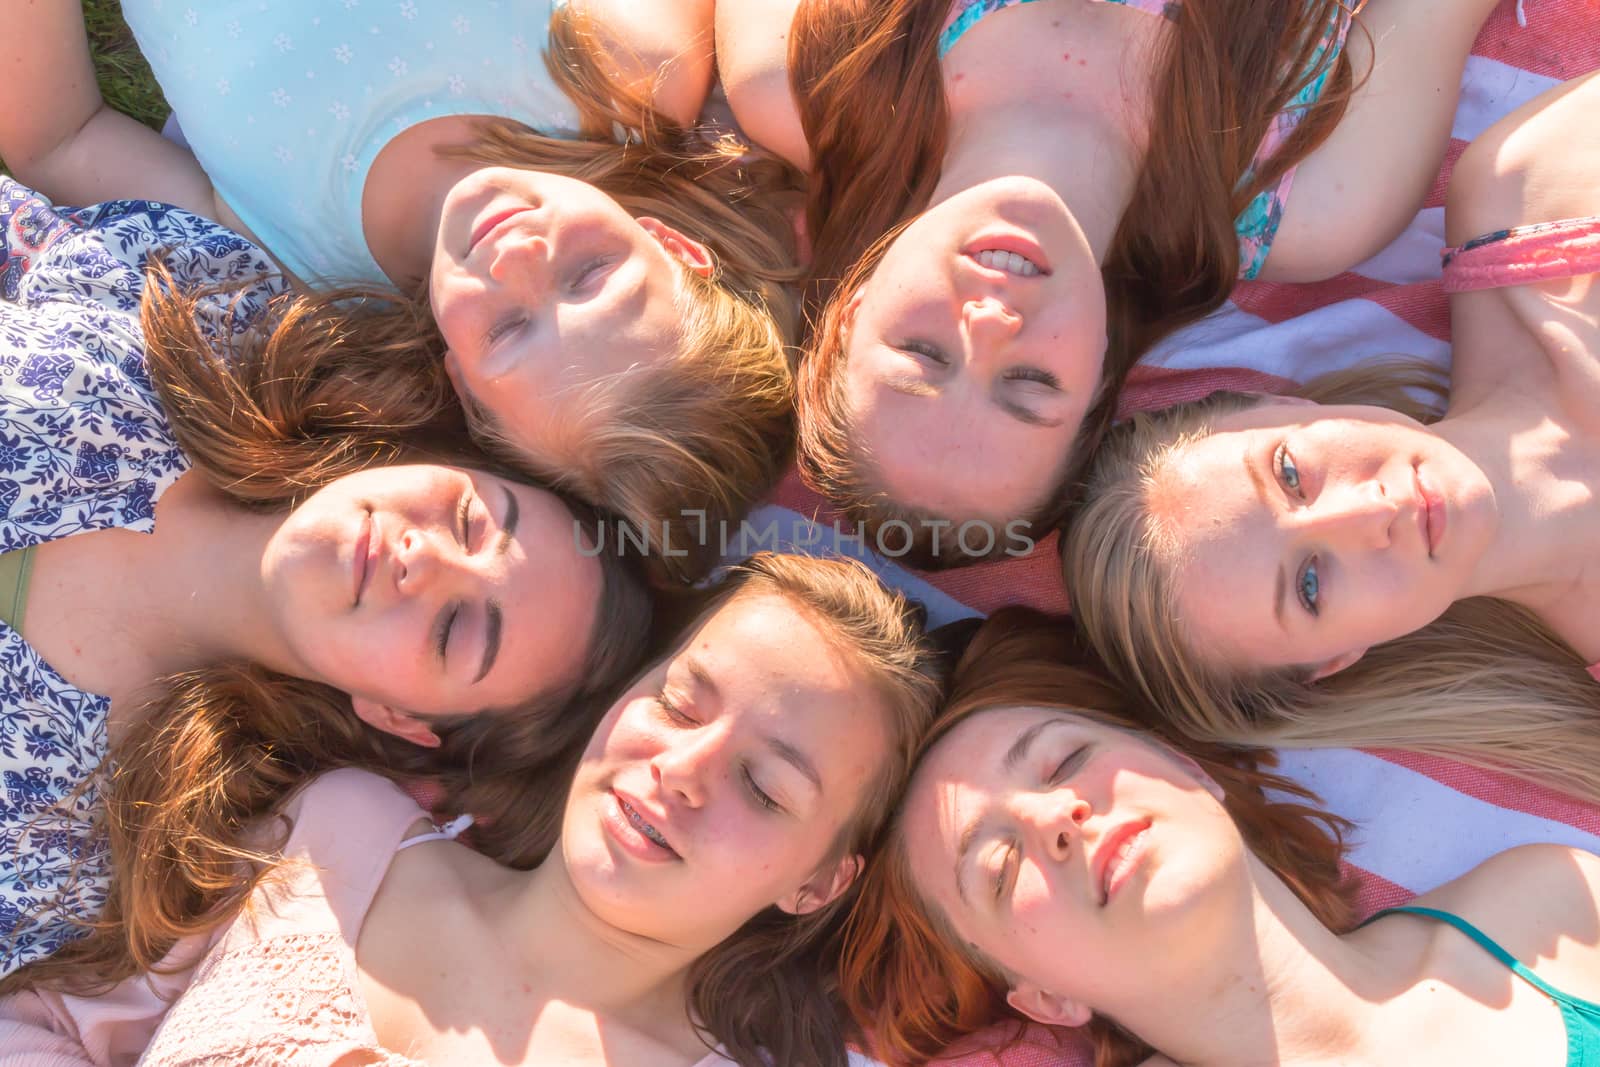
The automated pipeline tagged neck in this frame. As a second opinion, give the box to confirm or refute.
[1436,405,1597,607]
[134,475,306,680]
[488,853,702,1027]
[1115,861,1406,1065]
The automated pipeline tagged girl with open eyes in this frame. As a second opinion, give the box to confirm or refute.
[1063,70,1600,800]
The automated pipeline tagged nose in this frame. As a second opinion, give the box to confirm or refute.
[1019,788,1091,863]
[393,528,469,598]
[650,725,723,809]
[962,296,1023,364]
[1304,479,1397,550]
[488,232,551,290]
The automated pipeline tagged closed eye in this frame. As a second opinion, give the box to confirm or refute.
[433,603,459,661]
[485,313,526,347]
[569,256,614,296]
[993,841,1017,902]
[899,340,950,365]
[455,494,472,548]
[744,766,783,813]
[1047,745,1091,786]
[1004,366,1060,389]
[654,690,697,726]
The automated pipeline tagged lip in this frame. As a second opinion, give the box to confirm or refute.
[1094,819,1152,906]
[962,231,1053,277]
[605,790,680,862]
[1415,465,1446,557]
[467,207,532,257]
[352,510,374,606]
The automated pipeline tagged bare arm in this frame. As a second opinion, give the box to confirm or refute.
[714,0,810,169]
[0,0,219,214]
[574,0,716,127]
[1260,0,1502,282]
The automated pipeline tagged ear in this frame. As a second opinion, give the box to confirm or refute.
[350,696,443,749]
[777,852,864,916]
[442,348,466,398]
[636,217,715,277]
[1308,646,1367,682]
[1005,981,1092,1029]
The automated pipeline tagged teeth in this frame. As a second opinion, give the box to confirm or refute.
[622,800,671,850]
[973,248,1042,276]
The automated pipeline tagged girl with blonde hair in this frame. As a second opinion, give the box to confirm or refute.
[1064,70,1600,798]
[1,1,801,580]
[2,553,941,1067]
[843,610,1600,1067]
[717,0,1498,566]
[0,180,650,979]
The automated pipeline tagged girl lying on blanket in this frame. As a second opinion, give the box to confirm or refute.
[0,179,649,978]
[842,611,1600,1067]
[1063,70,1600,797]
[716,0,1500,567]
[0,1,800,580]
[1,553,941,1067]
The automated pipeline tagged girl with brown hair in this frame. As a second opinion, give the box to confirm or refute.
[1062,70,1600,799]
[842,610,1600,1066]
[0,0,801,581]
[1,553,942,1067]
[0,180,650,980]
[717,0,1498,567]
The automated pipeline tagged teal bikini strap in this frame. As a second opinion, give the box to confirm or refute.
[1373,905,1570,999]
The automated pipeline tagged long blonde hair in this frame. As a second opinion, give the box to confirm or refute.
[1064,360,1600,802]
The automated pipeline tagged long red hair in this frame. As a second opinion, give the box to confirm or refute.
[838,609,1358,1066]
[791,0,1359,557]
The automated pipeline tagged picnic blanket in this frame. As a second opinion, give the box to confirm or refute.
[758,1,1600,1062]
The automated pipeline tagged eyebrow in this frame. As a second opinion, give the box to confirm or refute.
[953,719,1056,906]
[767,735,824,793]
[882,373,938,399]
[472,487,521,685]
[1242,447,1290,633]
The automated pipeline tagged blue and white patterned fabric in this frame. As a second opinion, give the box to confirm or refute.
[0,176,282,975]
[121,0,582,286]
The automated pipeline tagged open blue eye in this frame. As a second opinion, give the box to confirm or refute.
[1298,559,1321,615]
[1276,443,1302,495]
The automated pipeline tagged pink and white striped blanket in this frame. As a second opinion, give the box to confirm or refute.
[761,2,1600,1062]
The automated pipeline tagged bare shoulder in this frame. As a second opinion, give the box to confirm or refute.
[1446,70,1600,247]
[1418,845,1600,955]
[715,0,810,168]
[570,0,715,126]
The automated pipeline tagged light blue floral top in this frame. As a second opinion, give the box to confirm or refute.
[0,177,282,975]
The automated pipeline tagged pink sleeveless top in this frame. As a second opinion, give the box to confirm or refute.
[0,770,735,1066]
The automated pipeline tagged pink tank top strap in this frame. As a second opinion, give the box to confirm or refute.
[1442,215,1600,293]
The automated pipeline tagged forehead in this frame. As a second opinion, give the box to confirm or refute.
[669,591,890,746]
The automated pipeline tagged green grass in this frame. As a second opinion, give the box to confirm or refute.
[83,0,169,130]
[0,2,168,175]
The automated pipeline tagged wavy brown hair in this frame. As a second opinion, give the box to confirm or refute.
[656,553,945,1067]
[3,261,653,996]
[791,0,1360,565]
[838,609,1356,1066]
